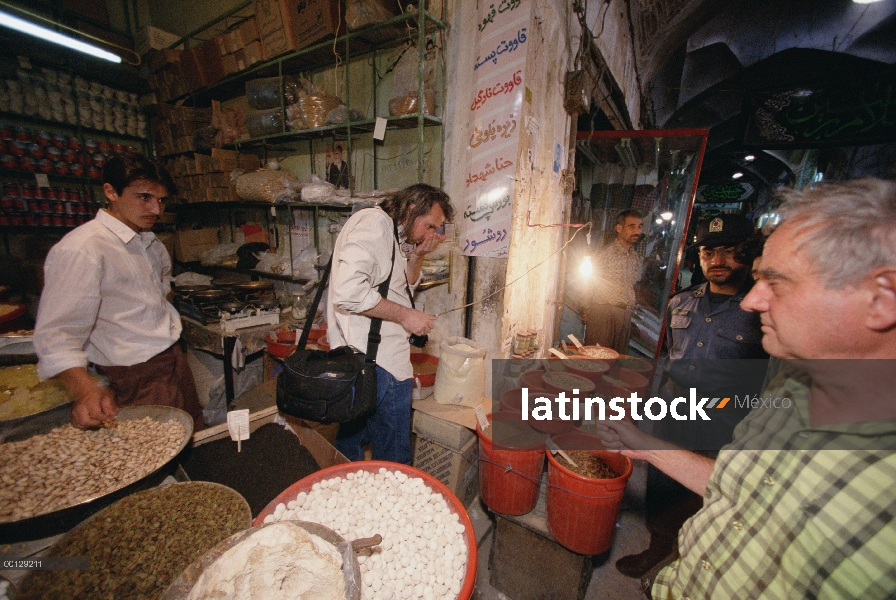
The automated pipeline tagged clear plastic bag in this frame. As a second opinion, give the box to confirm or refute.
[300,94,343,129]
[388,90,435,116]
[234,169,300,203]
[245,108,285,137]
[300,174,337,202]
[245,76,304,109]
[433,336,487,407]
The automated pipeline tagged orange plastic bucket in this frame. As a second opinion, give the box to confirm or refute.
[545,435,632,555]
[477,412,546,516]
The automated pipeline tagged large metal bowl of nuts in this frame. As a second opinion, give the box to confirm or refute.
[16,481,250,600]
[0,405,194,542]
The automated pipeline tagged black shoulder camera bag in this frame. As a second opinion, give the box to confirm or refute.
[276,238,395,423]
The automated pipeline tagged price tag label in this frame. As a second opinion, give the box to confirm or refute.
[35,174,50,188]
[227,409,250,442]
[373,117,387,140]
[475,404,489,431]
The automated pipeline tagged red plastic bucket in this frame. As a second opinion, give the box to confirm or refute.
[545,435,632,555]
[477,412,546,516]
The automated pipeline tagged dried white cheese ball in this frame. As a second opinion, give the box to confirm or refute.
[267,469,469,600]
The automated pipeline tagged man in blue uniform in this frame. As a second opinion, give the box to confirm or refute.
[616,214,768,578]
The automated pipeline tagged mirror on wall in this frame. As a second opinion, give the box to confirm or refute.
[558,129,708,360]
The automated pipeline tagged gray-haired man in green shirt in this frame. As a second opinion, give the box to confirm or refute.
[598,179,896,599]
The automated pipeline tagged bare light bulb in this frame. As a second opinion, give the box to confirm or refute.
[660,211,673,221]
[579,255,593,277]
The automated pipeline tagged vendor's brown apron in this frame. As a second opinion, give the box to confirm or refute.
[97,343,204,430]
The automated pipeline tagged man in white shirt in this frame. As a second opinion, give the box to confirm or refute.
[584,209,644,353]
[327,184,453,463]
[34,151,203,429]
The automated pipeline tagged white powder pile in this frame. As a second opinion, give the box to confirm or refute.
[186,522,346,600]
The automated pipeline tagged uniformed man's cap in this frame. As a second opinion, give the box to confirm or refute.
[692,215,754,248]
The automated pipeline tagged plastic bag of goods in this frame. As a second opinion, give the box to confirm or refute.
[301,174,337,203]
[389,42,436,116]
[245,108,285,137]
[234,169,300,203]
[434,336,487,407]
[299,94,343,129]
[388,90,435,116]
[245,76,303,110]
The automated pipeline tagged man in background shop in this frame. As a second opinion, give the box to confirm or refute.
[328,184,453,464]
[34,150,203,430]
[615,215,768,579]
[583,209,643,353]
[597,178,896,599]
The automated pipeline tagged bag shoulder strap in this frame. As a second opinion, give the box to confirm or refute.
[298,225,397,365]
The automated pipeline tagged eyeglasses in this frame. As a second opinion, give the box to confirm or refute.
[699,247,737,260]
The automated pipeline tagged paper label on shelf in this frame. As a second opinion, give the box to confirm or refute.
[227,409,250,441]
[475,404,489,431]
[35,174,50,188]
[373,117,387,140]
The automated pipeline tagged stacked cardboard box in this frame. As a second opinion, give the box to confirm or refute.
[232,18,264,73]
[151,105,213,157]
[411,410,479,507]
[165,149,262,203]
[199,19,264,85]
[146,49,188,103]
[135,26,182,57]
[255,0,344,60]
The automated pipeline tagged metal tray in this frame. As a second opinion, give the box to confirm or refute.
[162,520,362,600]
[230,280,275,292]
[188,288,231,301]
[0,405,194,542]
[173,284,211,294]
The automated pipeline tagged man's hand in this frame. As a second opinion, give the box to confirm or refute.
[595,419,716,497]
[412,233,445,258]
[57,367,118,428]
[400,308,437,337]
[593,418,670,461]
[406,233,445,285]
[362,300,437,337]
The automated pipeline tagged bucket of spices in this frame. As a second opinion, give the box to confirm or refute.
[545,436,632,555]
[601,367,649,397]
[478,411,546,516]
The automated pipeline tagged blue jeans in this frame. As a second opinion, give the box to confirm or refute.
[334,365,413,464]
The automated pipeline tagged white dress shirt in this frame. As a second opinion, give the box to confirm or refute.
[326,207,414,381]
[34,209,181,379]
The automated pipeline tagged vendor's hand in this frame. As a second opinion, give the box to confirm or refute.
[70,383,118,429]
[593,418,668,462]
[401,308,437,337]
[58,367,119,428]
[412,233,445,258]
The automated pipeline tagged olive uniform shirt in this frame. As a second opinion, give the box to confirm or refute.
[652,370,896,599]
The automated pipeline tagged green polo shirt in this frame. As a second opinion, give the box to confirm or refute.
[653,369,896,599]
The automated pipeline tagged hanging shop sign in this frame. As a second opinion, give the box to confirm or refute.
[743,79,896,148]
[696,182,754,203]
[459,0,531,258]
